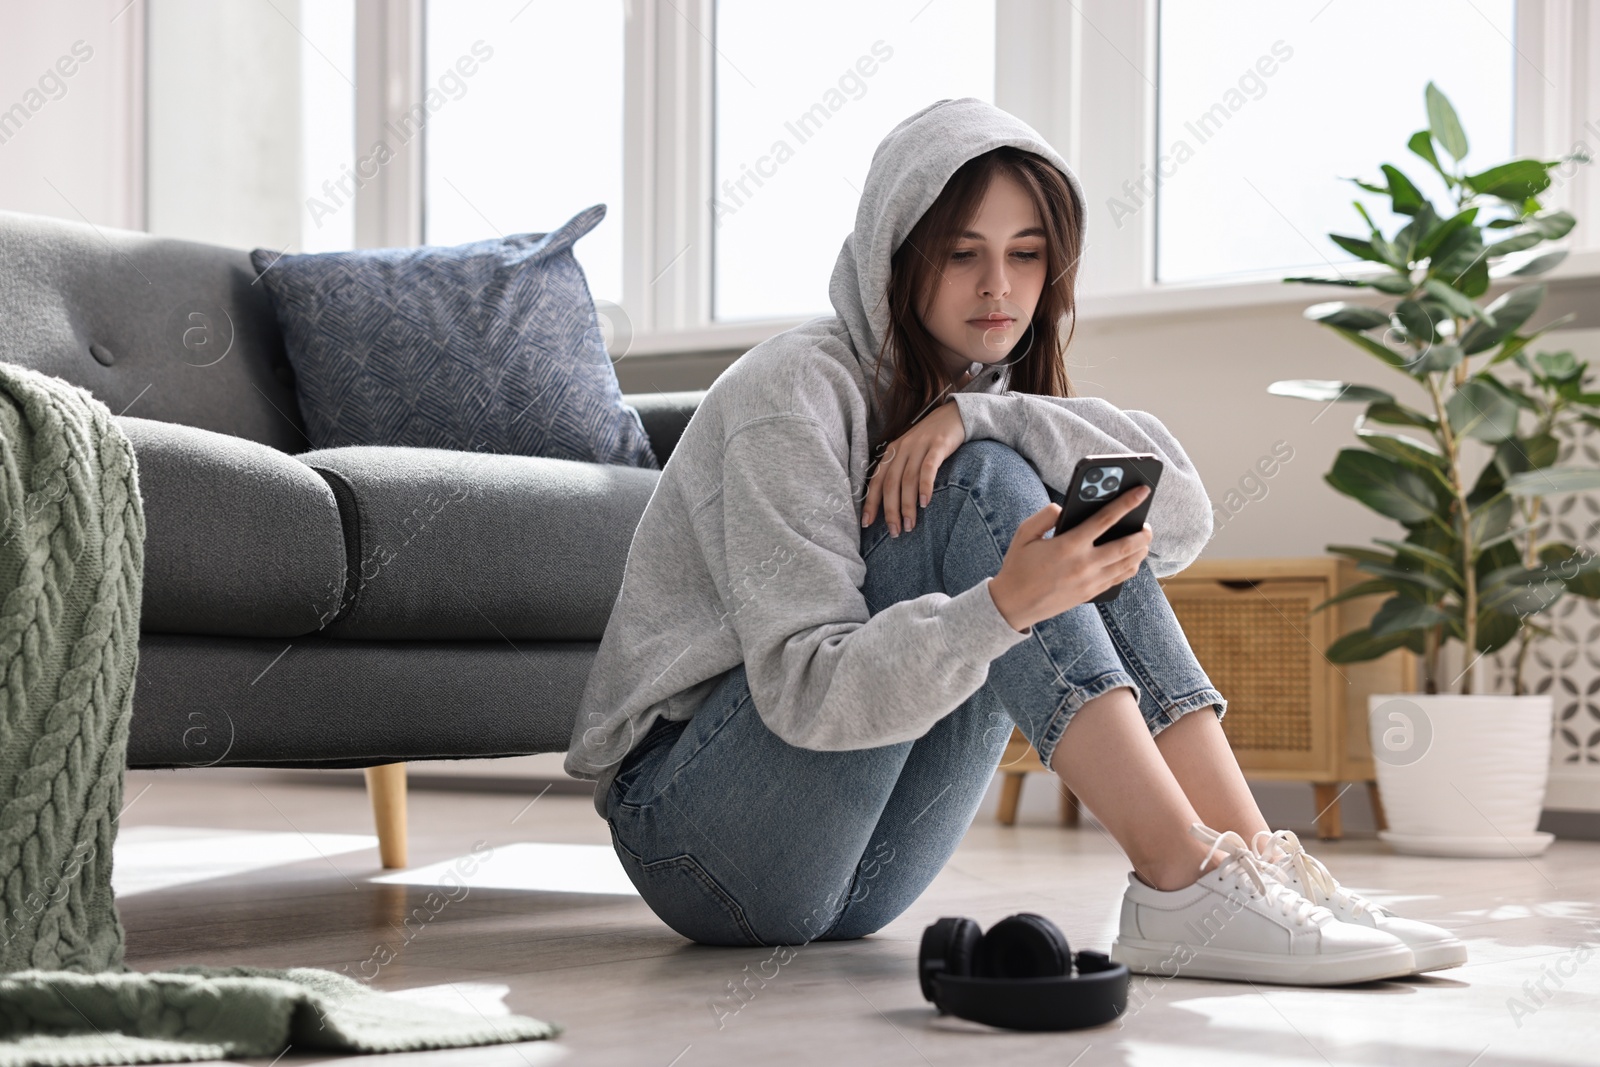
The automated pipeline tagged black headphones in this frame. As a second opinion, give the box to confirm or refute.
[918,912,1129,1031]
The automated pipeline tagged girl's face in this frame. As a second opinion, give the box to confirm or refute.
[916,171,1048,380]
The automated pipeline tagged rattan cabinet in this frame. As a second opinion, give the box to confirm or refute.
[995,556,1417,839]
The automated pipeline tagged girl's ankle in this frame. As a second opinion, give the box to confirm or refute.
[1135,848,1223,893]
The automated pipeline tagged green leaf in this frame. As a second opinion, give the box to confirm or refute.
[1525,210,1577,239]
[1331,233,1391,265]
[1355,428,1454,497]
[1356,427,1446,461]
[1425,81,1469,160]
[1467,456,1506,511]
[1456,256,1491,299]
[1373,537,1464,586]
[1335,327,1412,370]
[1484,231,1546,256]
[1381,163,1428,215]
[1326,544,1397,566]
[1394,203,1439,263]
[1283,275,1370,287]
[1474,607,1524,654]
[1267,379,1394,404]
[1446,379,1520,441]
[1326,625,1417,663]
[1371,233,1407,269]
[1309,578,1397,615]
[1415,206,1479,260]
[1393,299,1444,347]
[1464,160,1552,202]
[1478,563,1567,615]
[1408,129,1448,181]
[1423,278,1489,323]
[1468,492,1517,544]
[1303,301,1393,331]
[1486,312,1578,366]
[1475,535,1522,580]
[1539,543,1600,598]
[1370,594,1458,637]
[1430,227,1489,291]
[1353,199,1381,234]
[1356,558,1455,596]
[1370,272,1417,295]
[1533,349,1581,382]
[1457,284,1546,354]
[1325,449,1440,523]
[1413,342,1464,376]
[1494,247,1568,277]
[1364,400,1439,430]
[1495,432,1560,476]
[1482,376,1540,412]
[1504,465,1600,496]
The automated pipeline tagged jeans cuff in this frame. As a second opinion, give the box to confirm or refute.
[1148,687,1228,737]
[1033,667,1141,771]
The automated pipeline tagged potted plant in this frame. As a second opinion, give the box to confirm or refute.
[1269,82,1600,857]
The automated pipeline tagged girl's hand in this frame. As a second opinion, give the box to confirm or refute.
[861,400,966,536]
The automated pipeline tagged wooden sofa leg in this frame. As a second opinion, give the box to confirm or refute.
[364,763,408,869]
[997,772,1025,825]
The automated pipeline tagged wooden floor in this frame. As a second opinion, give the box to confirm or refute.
[116,768,1600,1066]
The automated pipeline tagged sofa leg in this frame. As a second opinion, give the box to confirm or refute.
[364,763,408,869]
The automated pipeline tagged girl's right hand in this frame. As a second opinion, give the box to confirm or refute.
[988,485,1152,632]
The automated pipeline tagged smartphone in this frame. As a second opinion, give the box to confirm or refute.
[1052,453,1164,603]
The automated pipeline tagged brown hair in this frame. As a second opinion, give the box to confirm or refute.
[867,146,1083,462]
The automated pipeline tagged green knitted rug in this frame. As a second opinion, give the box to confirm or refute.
[0,361,560,1064]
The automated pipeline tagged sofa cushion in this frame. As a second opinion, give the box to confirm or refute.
[249,204,659,469]
[116,417,347,637]
[295,444,660,640]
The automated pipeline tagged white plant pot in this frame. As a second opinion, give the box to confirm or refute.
[1367,692,1556,858]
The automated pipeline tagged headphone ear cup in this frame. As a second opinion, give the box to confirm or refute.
[1075,949,1115,974]
[918,917,982,1003]
[972,912,1072,980]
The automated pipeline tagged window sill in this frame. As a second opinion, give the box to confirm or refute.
[612,248,1600,358]
[1082,246,1600,321]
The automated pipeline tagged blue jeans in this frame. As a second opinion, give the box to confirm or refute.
[605,439,1226,947]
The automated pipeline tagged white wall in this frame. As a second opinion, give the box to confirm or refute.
[0,1,143,229]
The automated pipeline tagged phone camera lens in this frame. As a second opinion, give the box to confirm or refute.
[1103,476,1120,492]
[1084,468,1103,483]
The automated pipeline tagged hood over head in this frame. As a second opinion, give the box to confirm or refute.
[827,97,1088,427]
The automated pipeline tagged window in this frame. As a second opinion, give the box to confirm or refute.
[422,0,624,307]
[1153,0,1517,286]
[710,0,996,322]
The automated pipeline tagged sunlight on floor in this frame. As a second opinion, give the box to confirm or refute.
[112,825,378,896]
[371,842,640,896]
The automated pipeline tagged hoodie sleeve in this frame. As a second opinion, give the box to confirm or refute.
[948,391,1214,578]
[719,414,1030,751]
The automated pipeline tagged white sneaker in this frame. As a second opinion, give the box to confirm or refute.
[1251,828,1468,974]
[1109,822,1417,986]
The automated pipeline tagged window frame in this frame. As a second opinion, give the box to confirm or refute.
[358,0,1600,357]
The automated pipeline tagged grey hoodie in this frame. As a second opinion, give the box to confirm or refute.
[564,98,1214,817]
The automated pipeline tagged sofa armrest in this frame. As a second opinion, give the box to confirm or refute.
[624,389,707,466]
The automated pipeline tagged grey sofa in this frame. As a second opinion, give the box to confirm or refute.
[0,208,707,865]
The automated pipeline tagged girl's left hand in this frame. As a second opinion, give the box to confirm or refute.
[862,399,967,536]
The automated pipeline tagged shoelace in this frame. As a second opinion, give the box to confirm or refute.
[1252,828,1388,921]
[1187,823,1328,929]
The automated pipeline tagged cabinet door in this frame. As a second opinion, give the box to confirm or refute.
[1160,577,1337,777]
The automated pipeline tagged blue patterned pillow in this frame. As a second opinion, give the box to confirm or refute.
[250,204,657,468]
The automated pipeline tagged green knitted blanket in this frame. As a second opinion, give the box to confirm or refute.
[0,362,560,1064]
